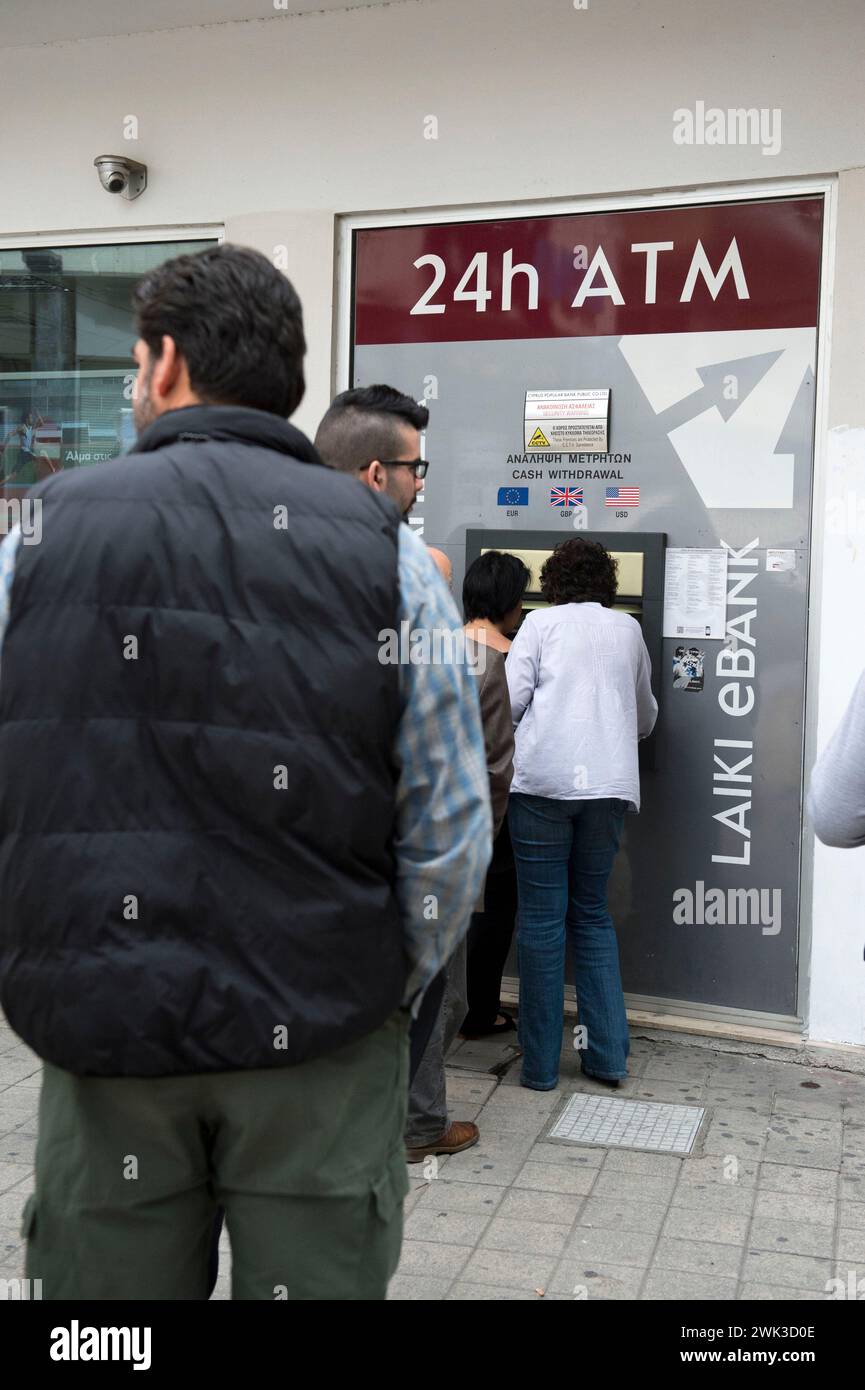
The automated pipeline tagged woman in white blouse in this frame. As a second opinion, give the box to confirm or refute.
[506,538,657,1091]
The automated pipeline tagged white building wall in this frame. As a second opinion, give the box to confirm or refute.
[2,0,865,1042]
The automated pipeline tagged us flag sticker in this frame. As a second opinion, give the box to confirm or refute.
[605,486,640,507]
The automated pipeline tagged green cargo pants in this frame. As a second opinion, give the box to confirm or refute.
[23,1011,409,1300]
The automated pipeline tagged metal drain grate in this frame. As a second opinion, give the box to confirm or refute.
[549,1093,704,1154]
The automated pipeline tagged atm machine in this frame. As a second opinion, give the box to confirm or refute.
[347,191,825,1030]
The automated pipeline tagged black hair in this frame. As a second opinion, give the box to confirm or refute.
[133,244,306,418]
[462,550,531,623]
[314,384,429,472]
[540,537,618,607]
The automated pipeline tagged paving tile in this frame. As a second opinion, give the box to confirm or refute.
[387,1275,451,1300]
[5,1073,41,1090]
[758,1163,839,1198]
[774,1093,849,1122]
[840,1175,865,1201]
[828,1265,865,1302]
[440,1129,534,1186]
[446,1282,542,1300]
[446,1040,521,1072]
[589,1170,677,1204]
[496,1188,585,1225]
[642,1056,710,1086]
[0,1226,24,1262]
[411,1180,504,1215]
[741,1250,833,1292]
[577,1196,668,1235]
[402,1186,426,1218]
[550,1260,644,1299]
[469,1106,552,1137]
[709,1056,802,1086]
[662,1206,749,1245]
[671,1181,756,1215]
[0,1188,29,1228]
[763,1116,843,1171]
[0,1134,36,1166]
[739,1281,832,1300]
[769,1115,844,1142]
[524,1141,605,1169]
[478,1086,559,1113]
[480,1217,571,1256]
[513,1161,598,1196]
[701,1120,767,1158]
[702,1084,775,1112]
[629,1081,707,1105]
[0,1056,42,1081]
[394,1239,472,1280]
[0,1045,40,1067]
[459,1246,557,1291]
[748,1217,834,1259]
[679,1153,759,1186]
[837,1200,865,1231]
[837,1228,865,1262]
[444,1073,499,1107]
[652,1236,742,1278]
[0,1164,33,1195]
[709,1105,773,1132]
[763,1132,842,1170]
[602,1150,684,1176]
[641,1269,737,1300]
[564,1226,655,1267]
[403,1208,490,1246]
[753,1190,836,1225]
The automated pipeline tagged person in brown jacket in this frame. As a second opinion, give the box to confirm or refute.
[461,551,531,1038]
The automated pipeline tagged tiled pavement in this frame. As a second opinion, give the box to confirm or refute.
[389,1030,865,1301]
[2,1015,865,1301]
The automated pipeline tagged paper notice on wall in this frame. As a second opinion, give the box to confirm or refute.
[766,548,796,572]
[524,389,609,452]
[663,548,728,639]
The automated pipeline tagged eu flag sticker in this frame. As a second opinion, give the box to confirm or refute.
[497,487,529,505]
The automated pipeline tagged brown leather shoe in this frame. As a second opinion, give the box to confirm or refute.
[405,1121,480,1164]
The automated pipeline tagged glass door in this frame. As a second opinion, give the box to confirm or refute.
[0,238,218,492]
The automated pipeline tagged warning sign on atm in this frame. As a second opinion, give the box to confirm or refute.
[524,389,610,453]
[527,426,550,448]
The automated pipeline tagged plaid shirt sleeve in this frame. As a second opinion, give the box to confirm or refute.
[393,526,493,1009]
[0,526,21,678]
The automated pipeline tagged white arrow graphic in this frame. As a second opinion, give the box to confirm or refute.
[619,328,816,508]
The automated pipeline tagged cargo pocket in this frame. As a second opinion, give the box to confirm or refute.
[356,1152,410,1297]
[372,1150,410,1225]
[20,1194,36,1240]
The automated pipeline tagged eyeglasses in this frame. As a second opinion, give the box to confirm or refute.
[361,458,429,480]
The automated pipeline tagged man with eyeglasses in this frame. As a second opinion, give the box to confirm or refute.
[316,385,492,1164]
[315,384,429,520]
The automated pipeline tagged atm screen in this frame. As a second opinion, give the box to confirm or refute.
[481,546,646,625]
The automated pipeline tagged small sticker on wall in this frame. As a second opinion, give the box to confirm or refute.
[766,548,796,572]
[673,647,704,692]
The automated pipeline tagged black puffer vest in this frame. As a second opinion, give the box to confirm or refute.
[0,405,406,1076]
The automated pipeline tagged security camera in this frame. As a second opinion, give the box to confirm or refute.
[93,155,147,201]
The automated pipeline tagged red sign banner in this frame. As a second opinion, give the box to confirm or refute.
[353,197,823,346]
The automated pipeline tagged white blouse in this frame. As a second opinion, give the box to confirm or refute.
[505,602,658,810]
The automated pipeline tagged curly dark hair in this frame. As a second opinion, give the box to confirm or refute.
[539,538,618,606]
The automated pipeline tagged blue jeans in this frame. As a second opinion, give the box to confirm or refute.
[508,794,630,1088]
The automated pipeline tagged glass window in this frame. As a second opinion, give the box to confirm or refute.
[0,239,217,490]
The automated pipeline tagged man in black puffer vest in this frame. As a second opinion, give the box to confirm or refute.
[0,246,491,1300]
